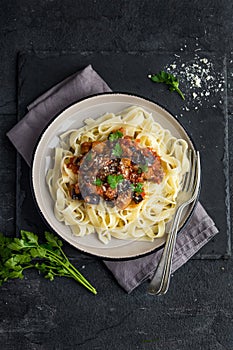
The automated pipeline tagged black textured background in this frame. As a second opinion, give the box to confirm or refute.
[1,1,233,349]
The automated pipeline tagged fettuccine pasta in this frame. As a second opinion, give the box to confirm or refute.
[46,106,189,244]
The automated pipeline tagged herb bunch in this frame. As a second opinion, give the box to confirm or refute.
[0,230,97,294]
[148,70,185,100]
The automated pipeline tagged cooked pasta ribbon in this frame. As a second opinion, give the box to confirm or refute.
[46,106,189,244]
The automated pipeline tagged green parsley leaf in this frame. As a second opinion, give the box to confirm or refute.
[7,269,24,280]
[0,233,11,246]
[93,178,103,186]
[45,271,55,281]
[112,143,123,157]
[21,230,39,245]
[138,164,148,173]
[131,182,144,193]
[107,174,124,189]
[0,246,11,261]
[4,254,31,268]
[148,70,185,100]
[85,152,92,162]
[108,130,123,141]
[30,247,47,258]
[8,238,34,251]
[44,231,63,248]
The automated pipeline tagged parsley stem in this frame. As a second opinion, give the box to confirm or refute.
[44,250,97,294]
[58,246,69,263]
[176,87,185,100]
[38,264,70,277]
[23,264,34,269]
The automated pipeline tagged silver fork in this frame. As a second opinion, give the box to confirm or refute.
[148,150,201,296]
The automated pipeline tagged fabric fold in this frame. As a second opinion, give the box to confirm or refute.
[7,65,111,165]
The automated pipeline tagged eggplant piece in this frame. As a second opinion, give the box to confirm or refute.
[71,187,83,200]
[85,194,100,205]
[115,180,133,209]
[115,190,132,209]
[105,199,115,208]
[143,158,164,183]
[133,193,143,204]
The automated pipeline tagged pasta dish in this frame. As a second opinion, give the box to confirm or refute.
[46,106,189,244]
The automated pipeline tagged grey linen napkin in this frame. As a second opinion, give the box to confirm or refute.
[7,64,219,293]
[8,65,111,166]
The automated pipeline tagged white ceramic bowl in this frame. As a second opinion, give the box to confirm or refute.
[31,93,198,259]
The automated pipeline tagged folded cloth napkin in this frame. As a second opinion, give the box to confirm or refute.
[8,65,111,166]
[7,64,219,293]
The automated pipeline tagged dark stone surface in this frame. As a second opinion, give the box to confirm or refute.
[0,1,233,349]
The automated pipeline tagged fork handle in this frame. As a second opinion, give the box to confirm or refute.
[148,208,182,295]
[158,209,183,295]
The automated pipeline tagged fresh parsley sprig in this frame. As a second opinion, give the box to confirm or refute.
[0,231,97,294]
[148,70,185,100]
[112,143,123,158]
[138,164,148,174]
[131,182,144,194]
[93,178,103,186]
[108,130,123,141]
[107,174,124,189]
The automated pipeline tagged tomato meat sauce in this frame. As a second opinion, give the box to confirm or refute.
[66,129,164,209]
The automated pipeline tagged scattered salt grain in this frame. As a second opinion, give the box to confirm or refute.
[194,76,201,87]
[200,58,208,64]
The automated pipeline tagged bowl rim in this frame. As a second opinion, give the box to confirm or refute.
[30,91,201,260]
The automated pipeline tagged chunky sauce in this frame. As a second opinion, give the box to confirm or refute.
[66,129,164,210]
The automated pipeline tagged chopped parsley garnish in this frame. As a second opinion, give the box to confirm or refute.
[93,178,103,186]
[86,152,92,161]
[107,174,124,189]
[138,164,148,173]
[112,143,123,157]
[148,70,185,100]
[108,130,123,141]
[131,182,144,193]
